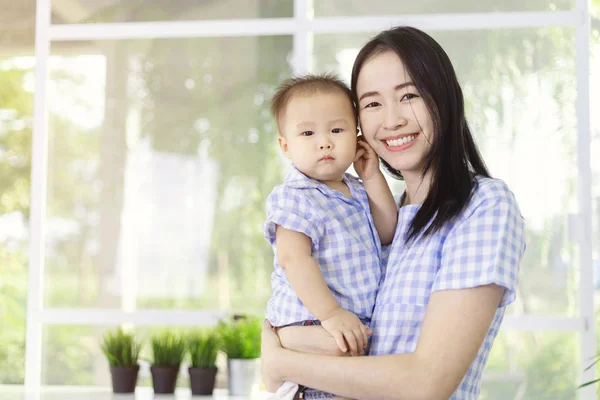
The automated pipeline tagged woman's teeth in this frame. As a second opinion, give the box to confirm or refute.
[386,135,416,147]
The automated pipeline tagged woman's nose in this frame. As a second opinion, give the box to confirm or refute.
[383,106,407,130]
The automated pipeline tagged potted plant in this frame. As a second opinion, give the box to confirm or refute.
[100,328,142,393]
[150,331,186,394]
[187,329,221,395]
[218,316,262,396]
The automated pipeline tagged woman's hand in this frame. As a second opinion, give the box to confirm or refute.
[353,138,382,182]
[261,320,285,392]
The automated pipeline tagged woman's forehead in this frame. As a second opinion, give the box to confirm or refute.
[357,51,411,92]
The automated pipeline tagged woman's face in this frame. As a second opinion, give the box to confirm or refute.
[356,50,433,176]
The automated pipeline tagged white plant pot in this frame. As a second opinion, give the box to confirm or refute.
[227,358,260,396]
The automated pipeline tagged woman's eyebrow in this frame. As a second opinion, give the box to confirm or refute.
[396,82,415,91]
[358,82,416,102]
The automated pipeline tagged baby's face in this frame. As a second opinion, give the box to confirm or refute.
[278,92,358,183]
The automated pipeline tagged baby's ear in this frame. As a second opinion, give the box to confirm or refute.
[277,135,290,157]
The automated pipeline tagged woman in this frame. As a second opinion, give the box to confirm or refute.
[260,26,526,400]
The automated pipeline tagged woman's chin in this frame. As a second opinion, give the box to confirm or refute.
[383,156,426,176]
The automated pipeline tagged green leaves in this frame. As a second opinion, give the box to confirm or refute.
[151,331,186,367]
[187,329,221,369]
[100,328,142,367]
[578,355,600,388]
[218,317,261,360]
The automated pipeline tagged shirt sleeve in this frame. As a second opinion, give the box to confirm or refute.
[263,186,325,251]
[432,181,526,307]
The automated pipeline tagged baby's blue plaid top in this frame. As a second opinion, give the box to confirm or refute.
[264,165,383,327]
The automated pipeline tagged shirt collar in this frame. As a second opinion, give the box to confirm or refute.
[284,165,366,201]
[284,164,322,189]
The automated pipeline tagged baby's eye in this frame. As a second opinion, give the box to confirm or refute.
[300,131,314,136]
[331,128,343,134]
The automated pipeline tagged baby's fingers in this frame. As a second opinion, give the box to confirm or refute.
[343,330,359,356]
[331,330,348,354]
[353,327,365,354]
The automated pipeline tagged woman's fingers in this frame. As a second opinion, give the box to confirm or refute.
[261,320,281,349]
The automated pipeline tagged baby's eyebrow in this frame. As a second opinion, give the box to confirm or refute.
[329,119,350,125]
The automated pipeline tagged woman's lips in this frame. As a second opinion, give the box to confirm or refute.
[382,133,419,151]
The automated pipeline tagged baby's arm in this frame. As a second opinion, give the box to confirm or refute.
[276,226,339,320]
[362,173,398,245]
[276,226,370,356]
[354,140,398,245]
[277,325,350,356]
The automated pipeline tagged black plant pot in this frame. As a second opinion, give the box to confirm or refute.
[151,365,180,394]
[188,367,218,395]
[109,365,139,393]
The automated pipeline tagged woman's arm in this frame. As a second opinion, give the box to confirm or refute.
[262,283,503,400]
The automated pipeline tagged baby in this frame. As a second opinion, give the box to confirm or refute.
[263,74,397,399]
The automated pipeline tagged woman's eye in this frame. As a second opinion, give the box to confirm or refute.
[331,128,343,134]
[401,93,418,101]
[301,131,314,136]
[364,102,380,109]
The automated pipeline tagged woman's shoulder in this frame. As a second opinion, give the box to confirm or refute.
[463,175,521,218]
[472,175,518,203]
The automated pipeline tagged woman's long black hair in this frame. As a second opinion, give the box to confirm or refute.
[351,26,491,242]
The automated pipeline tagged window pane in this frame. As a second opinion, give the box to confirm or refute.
[592,16,600,303]
[314,0,573,16]
[314,27,577,316]
[0,0,35,385]
[44,36,293,311]
[50,0,293,24]
[482,331,579,399]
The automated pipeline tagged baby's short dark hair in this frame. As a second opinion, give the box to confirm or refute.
[270,73,357,135]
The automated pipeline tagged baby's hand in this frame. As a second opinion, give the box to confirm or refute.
[321,308,371,356]
[353,138,381,181]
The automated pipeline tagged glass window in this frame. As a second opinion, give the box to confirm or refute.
[592,10,600,390]
[314,27,578,317]
[314,0,573,17]
[482,331,579,399]
[0,0,35,385]
[51,0,293,24]
[44,35,293,313]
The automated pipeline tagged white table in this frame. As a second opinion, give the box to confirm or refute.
[0,386,271,400]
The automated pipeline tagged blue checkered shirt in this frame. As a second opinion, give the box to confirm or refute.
[264,165,382,327]
[370,177,525,399]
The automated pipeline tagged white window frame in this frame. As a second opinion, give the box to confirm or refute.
[25,0,595,397]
